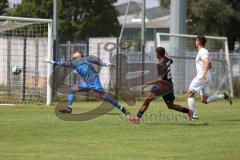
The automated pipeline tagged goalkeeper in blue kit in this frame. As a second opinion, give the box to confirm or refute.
[45,50,130,117]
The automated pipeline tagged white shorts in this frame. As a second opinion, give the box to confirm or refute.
[189,76,210,96]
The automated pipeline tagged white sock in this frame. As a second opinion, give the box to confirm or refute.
[68,105,72,108]
[207,94,224,103]
[188,97,196,112]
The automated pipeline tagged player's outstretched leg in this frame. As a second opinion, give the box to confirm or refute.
[203,92,232,105]
[223,92,232,105]
[130,93,156,124]
[99,92,130,117]
[162,90,193,120]
[59,86,80,113]
[166,102,193,120]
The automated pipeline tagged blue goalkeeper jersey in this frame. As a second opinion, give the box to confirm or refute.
[54,56,108,83]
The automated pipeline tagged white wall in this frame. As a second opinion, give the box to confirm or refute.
[0,37,48,87]
[89,37,117,89]
[8,0,22,8]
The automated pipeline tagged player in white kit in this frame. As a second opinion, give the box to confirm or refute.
[186,35,232,120]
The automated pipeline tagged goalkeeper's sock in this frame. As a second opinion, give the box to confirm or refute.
[68,90,75,107]
[104,96,129,115]
[207,94,224,103]
[119,106,129,116]
[188,97,196,112]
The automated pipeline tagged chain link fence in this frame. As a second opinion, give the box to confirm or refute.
[52,39,240,102]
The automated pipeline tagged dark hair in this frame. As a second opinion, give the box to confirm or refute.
[196,35,207,46]
[156,47,165,57]
[74,50,84,57]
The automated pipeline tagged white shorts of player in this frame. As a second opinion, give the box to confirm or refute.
[189,76,211,96]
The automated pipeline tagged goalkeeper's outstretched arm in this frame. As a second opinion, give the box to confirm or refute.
[45,58,75,68]
[87,56,114,67]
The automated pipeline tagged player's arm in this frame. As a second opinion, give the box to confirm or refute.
[45,58,75,68]
[87,56,114,67]
[144,78,162,86]
[202,57,211,80]
[142,60,171,89]
[142,74,166,89]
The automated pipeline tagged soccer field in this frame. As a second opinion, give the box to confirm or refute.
[0,99,240,160]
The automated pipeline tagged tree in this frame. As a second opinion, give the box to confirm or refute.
[159,0,240,50]
[187,0,240,50]
[13,0,120,41]
[13,0,53,18]
[187,0,234,39]
[223,0,240,50]
[159,0,170,8]
[58,0,120,41]
[0,0,8,15]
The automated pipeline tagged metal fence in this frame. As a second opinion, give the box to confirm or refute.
[52,42,87,100]
[53,40,240,101]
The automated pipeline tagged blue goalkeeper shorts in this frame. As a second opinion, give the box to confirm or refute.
[77,78,105,93]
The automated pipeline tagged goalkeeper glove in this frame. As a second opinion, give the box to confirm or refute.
[106,63,116,67]
[45,58,55,64]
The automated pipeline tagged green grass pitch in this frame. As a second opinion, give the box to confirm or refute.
[0,99,240,160]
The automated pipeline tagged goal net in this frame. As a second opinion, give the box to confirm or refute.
[156,33,234,97]
[0,16,53,105]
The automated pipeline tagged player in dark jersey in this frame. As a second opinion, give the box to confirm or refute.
[45,50,130,118]
[129,47,193,124]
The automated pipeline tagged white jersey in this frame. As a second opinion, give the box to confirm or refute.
[195,48,211,79]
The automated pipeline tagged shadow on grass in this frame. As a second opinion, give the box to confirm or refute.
[144,122,209,127]
[217,119,240,122]
[106,113,121,116]
[0,106,27,109]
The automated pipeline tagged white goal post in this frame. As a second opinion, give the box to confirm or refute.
[0,16,53,105]
[156,32,234,97]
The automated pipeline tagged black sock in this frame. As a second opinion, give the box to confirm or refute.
[181,107,189,113]
[121,107,129,115]
[137,110,145,119]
